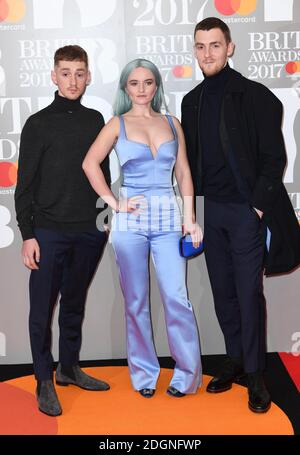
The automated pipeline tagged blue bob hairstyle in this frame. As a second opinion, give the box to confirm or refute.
[113,58,168,115]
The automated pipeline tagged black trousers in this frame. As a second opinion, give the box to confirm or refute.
[204,199,266,373]
[29,228,107,380]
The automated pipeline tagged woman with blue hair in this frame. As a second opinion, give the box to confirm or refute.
[83,58,202,398]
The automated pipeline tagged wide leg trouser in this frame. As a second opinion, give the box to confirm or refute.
[29,228,107,380]
[204,200,266,373]
[111,229,202,393]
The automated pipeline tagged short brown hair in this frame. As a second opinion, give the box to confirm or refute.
[194,17,232,43]
[54,45,88,67]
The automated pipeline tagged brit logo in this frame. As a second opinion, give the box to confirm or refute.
[0,161,18,187]
[264,0,294,22]
[214,0,257,16]
[0,48,5,95]
[32,0,117,29]
[0,205,14,248]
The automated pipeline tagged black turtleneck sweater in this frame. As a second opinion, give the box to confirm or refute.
[200,64,243,202]
[15,91,111,240]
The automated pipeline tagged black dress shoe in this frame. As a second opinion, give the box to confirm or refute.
[166,386,186,398]
[206,357,245,393]
[139,388,155,398]
[247,372,271,413]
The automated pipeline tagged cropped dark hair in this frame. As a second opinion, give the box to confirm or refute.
[194,17,232,43]
[54,45,88,67]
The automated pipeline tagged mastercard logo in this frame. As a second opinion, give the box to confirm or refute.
[214,0,257,16]
[285,61,300,75]
[0,162,18,187]
[172,66,193,78]
[0,0,25,23]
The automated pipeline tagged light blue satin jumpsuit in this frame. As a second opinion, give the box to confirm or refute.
[111,115,202,394]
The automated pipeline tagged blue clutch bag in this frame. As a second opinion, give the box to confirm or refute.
[179,234,204,259]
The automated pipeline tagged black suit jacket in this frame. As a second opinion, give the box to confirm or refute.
[181,67,300,275]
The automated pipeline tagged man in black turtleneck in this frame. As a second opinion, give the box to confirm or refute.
[182,18,300,414]
[15,45,111,416]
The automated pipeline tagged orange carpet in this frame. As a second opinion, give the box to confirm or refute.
[1,367,293,435]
